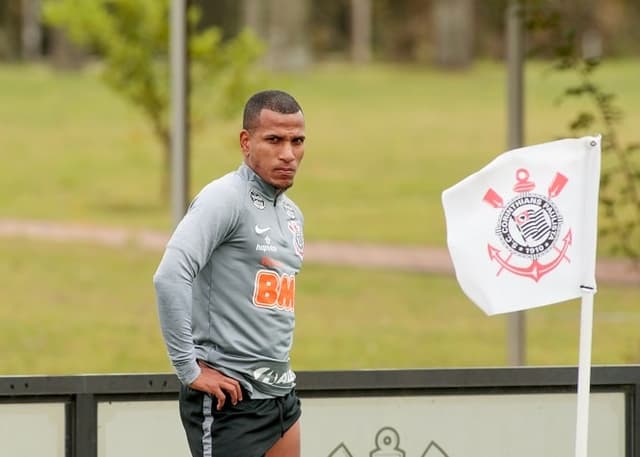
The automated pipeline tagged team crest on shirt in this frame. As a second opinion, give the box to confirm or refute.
[250,189,265,210]
[283,202,297,220]
[288,220,304,260]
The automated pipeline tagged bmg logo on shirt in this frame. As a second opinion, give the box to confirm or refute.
[252,270,295,312]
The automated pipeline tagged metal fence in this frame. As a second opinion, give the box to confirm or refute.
[1,366,639,456]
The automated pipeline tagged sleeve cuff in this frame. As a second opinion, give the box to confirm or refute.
[177,361,201,386]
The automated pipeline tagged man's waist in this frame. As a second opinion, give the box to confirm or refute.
[196,349,295,396]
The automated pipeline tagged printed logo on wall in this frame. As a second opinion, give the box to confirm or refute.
[483,168,572,282]
[327,426,450,457]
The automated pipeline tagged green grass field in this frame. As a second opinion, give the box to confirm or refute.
[1,60,639,375]
[2,60,639,245]
[1,238,639,376]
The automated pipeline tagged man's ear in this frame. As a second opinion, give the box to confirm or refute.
[239,130,250,156]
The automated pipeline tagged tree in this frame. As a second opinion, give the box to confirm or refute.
[372,0,432,63]
[525,0,640,261]
[432,0,474,68]
[0,0,22,60]
[242,0,265,39]
[21,0,42,60]
[350,0,371,63]
[239,0,311,71]
[43,0,263,198]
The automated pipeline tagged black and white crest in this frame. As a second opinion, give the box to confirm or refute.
[288,220,304,260]
[496,193,563,259]
[250,189,265,210]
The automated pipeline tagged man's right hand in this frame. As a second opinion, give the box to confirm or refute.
[189,361,244,410]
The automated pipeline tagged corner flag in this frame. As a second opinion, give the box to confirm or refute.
[441,136,601,316]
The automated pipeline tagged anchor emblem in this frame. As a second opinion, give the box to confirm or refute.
[483,168,572,282]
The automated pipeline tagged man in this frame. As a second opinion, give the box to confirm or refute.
[153,89,306,457]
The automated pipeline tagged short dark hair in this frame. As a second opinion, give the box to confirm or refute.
[242,90,303,130]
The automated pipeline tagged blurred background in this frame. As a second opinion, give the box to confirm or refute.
[3,0,640,68]
[1,0,639,376]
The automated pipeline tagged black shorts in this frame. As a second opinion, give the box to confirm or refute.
[179,385,301,457]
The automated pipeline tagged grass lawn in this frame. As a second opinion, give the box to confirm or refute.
[1,60,639,376]
[1,238,638,376]
[1,59,639,248]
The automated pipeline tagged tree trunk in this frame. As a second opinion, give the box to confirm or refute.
[0,0,22,60]
[162,132,171,203]
[48,27,86,70]
[265,0,310,71]
[21,0,42,60]
[350,0,372,63]
[433,0,474,69]
[242,0,262,34]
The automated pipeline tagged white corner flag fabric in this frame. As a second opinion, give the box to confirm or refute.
[442,136,601,316]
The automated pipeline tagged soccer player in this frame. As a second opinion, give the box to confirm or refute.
[154,89,306,456]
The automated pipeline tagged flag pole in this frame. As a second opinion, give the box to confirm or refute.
[574,288,595,457]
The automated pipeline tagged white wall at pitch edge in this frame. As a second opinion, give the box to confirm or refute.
[301,392,625,457]
[1,392,624,456]
[98,400,190,457]
[0,402,66,457]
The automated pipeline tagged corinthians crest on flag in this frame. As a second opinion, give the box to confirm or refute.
[441,136,601,316]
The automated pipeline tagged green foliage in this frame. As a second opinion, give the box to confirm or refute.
[555,60,640,260]
[524,0,640,261]
[42,0,264,193]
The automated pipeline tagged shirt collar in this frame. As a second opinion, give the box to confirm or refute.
[238,163,283,201]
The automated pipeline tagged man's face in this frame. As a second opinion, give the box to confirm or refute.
[240,109,306,190]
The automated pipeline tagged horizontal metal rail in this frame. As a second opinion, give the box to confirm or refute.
[1,366,638,456]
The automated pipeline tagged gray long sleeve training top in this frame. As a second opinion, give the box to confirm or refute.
[153,163,304,398]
